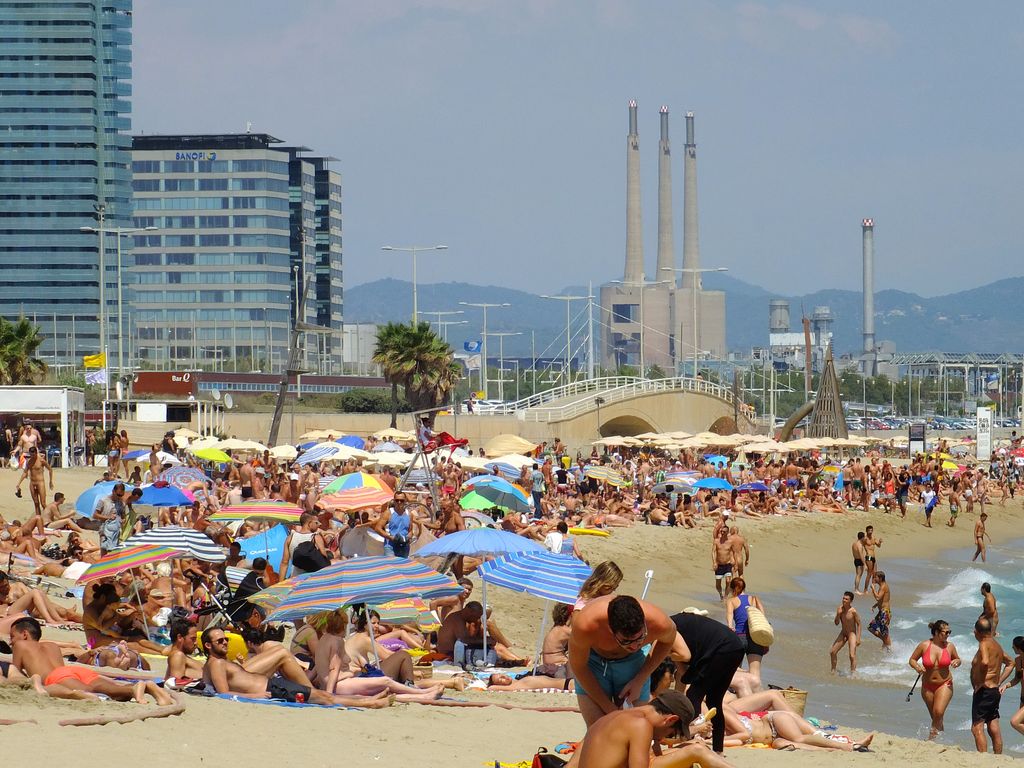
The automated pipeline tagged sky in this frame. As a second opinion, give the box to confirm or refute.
[131,1,1024,298]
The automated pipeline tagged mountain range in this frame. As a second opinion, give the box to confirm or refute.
[344,275,1024,359]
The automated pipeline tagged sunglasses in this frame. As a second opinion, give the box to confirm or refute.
[211,637,229,645]
[614,624,648,649]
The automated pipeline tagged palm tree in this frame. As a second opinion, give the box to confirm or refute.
[0,316,47,385]
[373,322,461,428]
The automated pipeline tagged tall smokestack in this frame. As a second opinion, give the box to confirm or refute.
[681,111,701,291]
[862,218,875,354]
[624,99,644,283]
[655,105,674,280]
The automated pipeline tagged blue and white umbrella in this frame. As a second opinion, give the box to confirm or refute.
[75,481,136,519]
[372,441,403,453]
[477,551,591,605]
[484,461,521,481]
[692,477,734,491]
[123,526,226,562]
[336,435,365,449]
[296,442,343,466]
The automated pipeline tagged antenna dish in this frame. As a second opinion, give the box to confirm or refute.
[224,393,234,410]
[211,388,221,401]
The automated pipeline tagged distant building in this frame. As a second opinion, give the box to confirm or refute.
[0,1,134,363]
[342,323,379,376]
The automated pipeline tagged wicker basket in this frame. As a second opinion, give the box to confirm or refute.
[781,687,807,717]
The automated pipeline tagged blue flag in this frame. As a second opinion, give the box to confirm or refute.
[464,340,482,353]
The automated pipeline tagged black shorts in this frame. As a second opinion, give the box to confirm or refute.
[972,686,1001,723]
[241,486,254,500]
[853,559,864,568]
[738,632,769,657]
[715,564,733,578]
[266,675,311,703]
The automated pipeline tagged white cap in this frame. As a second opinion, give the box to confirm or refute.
[289,472,299,480]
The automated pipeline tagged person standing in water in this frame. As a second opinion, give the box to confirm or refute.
[973,512,991,563]
[909,619,961,740]
[980,583,999,637]
[867,571,892,651]
[829,591,861,676]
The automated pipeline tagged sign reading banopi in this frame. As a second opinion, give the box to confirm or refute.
[977,406,993,460]
[132,371,196,397]
[175,151,217,161]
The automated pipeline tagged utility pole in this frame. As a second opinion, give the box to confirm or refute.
[540,294,592,386]
[587,281,595,380]
[459,302,509,400]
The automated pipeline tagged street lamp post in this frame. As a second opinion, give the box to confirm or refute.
[485,331,521,402]
[382,245,449,324]
[661,266,728,377]
[595,396,605,437]
[421,309,465,339]
[436,319,468,342]
[540,294,593,386]
[459,301,509,400]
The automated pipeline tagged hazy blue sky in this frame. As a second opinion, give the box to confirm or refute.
[132,1,1024,297]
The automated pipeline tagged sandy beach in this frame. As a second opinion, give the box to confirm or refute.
[2,466,1023,766]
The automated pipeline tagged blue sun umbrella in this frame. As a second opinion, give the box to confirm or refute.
[692,477,734,491]
[137,484,193,507]
[737,482,770,493]
[75,481,136,519]
[704,454,730,468]
[336,435,366,449]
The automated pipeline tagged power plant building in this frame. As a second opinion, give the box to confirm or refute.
[600,103,726,373]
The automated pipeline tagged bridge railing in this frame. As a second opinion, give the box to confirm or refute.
[503,377,736,423]
[476,376,645,414]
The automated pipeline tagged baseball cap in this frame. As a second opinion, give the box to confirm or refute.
[652,690,695,738]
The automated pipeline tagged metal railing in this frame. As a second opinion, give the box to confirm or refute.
[477,376,646,414]
[479,377,735,423]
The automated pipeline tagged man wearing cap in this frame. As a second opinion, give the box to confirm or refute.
[567,689,734,768]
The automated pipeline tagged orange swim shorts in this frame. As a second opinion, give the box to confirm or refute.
[44,665,100,687]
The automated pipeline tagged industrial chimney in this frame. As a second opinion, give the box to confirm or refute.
[655,106,674,280]
[680,111,700,290]
[624,100,644,283]
[862,218,875,355]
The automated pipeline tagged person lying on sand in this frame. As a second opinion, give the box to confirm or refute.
[9,616,172,705]
[0,571,81,624]
[566,690,734,768]
[200,627,391,708]
[485,672,573,691]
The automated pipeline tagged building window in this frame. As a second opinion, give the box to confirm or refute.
[612,304,638,323]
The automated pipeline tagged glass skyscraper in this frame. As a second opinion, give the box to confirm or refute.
[0,0,134,366]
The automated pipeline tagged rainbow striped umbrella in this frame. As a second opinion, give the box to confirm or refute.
[76,544,184,583]
[373,597,440,631]
[209,502,305,524]
[266,556,461,622]
[583,465,627,487]
[320,486,394,511]
[247,573,310,609]
[321,471,389,495]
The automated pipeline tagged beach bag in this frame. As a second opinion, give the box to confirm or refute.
[746,606,775,647]
[292,541,331,573]
[532,748,568,768]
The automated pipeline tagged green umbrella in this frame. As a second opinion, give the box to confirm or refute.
[458,490,512,516]
[192,448,232,463]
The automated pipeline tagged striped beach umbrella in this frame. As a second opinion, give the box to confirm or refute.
[459,484,531,515]
[461,474,530,500]
[123,526,226,562]
[476,551,592,605]
[209,501,305,524]
[583,465,627,487]
[296,442,345,466]
[373,597,440,631]
[158,466,209,491]
[247,573,309,609]
[76,544,184,583]
[266,556,461,622]
[321,471,389,495]
[320,486,394,511]
[484,461,521,481]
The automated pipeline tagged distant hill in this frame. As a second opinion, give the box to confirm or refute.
[345,276,1024,357]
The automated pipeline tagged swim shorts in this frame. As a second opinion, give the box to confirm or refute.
[868,609,890,639]
[715,564,733,578]
[786,479,798,488]
[739,632,769,657]
[574,647,651,703]
[44,665,100,687]
[972,686,1001,723]
[853,559,864,568]
[266,674,312,703]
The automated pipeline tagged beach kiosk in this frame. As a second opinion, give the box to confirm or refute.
[0,386,86,467]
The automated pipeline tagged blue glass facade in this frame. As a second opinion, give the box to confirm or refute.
[0,0,133,365]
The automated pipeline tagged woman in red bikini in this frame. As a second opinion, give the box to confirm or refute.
[908,619,962,740]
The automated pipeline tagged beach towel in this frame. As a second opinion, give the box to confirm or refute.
[215,693,358,710]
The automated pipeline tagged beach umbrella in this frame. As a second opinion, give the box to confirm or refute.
[158,466,209,491]
[136,484,193,507]
[336,435,366,449]
[76,544,184,583]
[74,481,136,519]
[461,475,530,500]
[372,441,404,453]
[373,597,440,631]
[583,465,627,487]
[415,528,545,658]
[461,510,498,529]
[484,461,521,481]
[368,452,413,468]
[703,454,730,467]
[155,451,181,466]
[651,480,696,495]
[270,444,298,460]
[266,556,462,622]
[737,482,770,493]
[209,502,305,525]
[459,485,531,515]
[191,448,232,463]
[322,472,390,495]
[123,526,226,562]
[214,439,269,453]
[320,486,394,512]
[298,441,318,450]
[941,460,960,471]
[296,442,344,466]
[299,429,338,441]
[692,477,733,491]
[477,551,591,605]
[373,428,415,441]
[122,449,149,461]
[247,573,309,609]
[459,490,514,516]
[175,428,201,440]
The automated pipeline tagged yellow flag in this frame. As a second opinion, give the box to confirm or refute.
[83,352,106,369]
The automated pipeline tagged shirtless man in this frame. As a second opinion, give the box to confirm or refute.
[829,591,861,675]
[867,571,892,650]
[41,493,83,533]
[15,421,42,463]
[166,618,203,681]
[862,525,881,583]
[568,594,678,728]
[851,532,867,593]
[727,526,749,578]
[200,627,390,707]
[566,690,733,768]
[970,617,1014,753]
[712,524,734,600]
[15,448,53,515]
[980,582,999,636]
[10,616,171,704]
[973,512,991,563]
[238,457,255,499]
[434,601,526,663]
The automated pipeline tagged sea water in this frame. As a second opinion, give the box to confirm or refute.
[763,537,1024,754]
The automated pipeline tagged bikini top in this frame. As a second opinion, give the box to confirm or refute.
[922,641,952,670]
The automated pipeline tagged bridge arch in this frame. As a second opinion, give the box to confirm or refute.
[600,414,658,437]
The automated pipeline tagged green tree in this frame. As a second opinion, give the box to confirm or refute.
[338,387,406,414]
[0,316,47,384]
[372,322,461,427]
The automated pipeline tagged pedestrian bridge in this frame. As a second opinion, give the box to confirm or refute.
[450,376,753,446]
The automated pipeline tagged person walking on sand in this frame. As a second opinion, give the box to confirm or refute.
[851,531,867,594]
[973,512,991,562]
[829,591,861,676]
[863,525,882,584]
[980,582,999,636]
[970,618,1014,754]
[909,619,962,740]
[867,571,892,651]
[712,523,734,601]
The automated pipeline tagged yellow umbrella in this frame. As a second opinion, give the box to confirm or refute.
[192,448,232,463]
[941,460,960,471]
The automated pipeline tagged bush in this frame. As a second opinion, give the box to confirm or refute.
[338,388,406,414]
